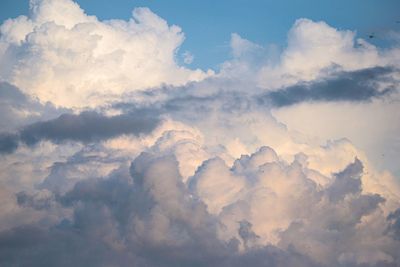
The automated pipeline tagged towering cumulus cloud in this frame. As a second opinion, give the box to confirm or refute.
[0,0,211,107]
[0,0,399,266]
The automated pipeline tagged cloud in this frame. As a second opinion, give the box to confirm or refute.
[0,3,399,267]
[0,146,399,267]
[256,18,393,90]
[0,82,69,132]
[20,111,160,144]
[262,66,396,107]
[0,110,160,154]
[219,19,400,91]
[1,153,233,267]
[0,0,212,108]
[386,208,400,240]
[214,20,400,175]
[0,133,19,154]
[325,157,363,202]
[182,51,194,64]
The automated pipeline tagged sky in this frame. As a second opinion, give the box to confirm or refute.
[0,1,400,266]
[1,0,400,69]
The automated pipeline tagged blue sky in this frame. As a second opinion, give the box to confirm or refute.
[1,0,399,69]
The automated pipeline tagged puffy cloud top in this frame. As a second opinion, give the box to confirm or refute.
[0,0,212,108]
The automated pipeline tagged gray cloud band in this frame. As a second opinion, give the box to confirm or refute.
[1,66,396,155]
[261,66,396,107]
[0,111,160,154]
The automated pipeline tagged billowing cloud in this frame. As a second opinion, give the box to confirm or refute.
[0,0,212,108]
[220,19,400,92]
[0,1,399,266]
[1,145,399,267]
[256,18,400,90]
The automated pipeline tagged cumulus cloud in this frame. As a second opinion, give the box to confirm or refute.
[0,2,399,267]
[0,0,212,108]
[216,18,400,175]
[256,18,398,90]
[1,129,399,267]
[1,145,399,267]
[219,19,400,92]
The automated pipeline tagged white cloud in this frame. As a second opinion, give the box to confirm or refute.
[221,19,399,91]
[0,0,213,108]
[273,100,400,175]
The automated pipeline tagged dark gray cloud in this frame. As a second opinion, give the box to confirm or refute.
[0,133,19,154]
[0,110,160,154]
[20,110,160,145]
[261,67,396,107]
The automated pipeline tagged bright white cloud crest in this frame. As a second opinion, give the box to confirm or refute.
[0,0,211,107]
[0,0,399,266]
